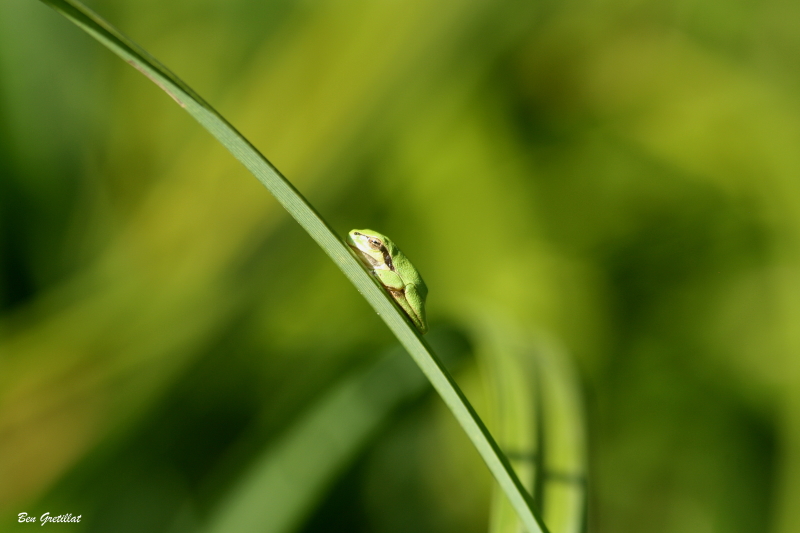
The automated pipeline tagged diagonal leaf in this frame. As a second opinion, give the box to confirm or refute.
[202,330,470,533]
[37,1,550,531]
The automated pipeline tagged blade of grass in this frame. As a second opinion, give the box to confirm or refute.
[37,1,549,531]
[202,330,469,533]
[537,340,587,533]
[476,318,586,533]
[479,321,542,533]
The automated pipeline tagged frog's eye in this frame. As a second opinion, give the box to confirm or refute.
[368,238,382,248]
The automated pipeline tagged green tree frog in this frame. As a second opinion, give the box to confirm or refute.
[347,229,428,334]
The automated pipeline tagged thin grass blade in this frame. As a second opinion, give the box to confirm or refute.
[476,319,586,533]
[204,330,467,533]
[538,340,588,533]
[37,1,549,531]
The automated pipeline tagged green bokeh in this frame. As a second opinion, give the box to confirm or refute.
[1,0,798,532]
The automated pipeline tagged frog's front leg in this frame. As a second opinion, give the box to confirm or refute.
[374,269,404,291]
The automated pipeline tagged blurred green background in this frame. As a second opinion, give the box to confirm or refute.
[1,0,798,531]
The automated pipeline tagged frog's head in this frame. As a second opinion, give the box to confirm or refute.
[347,229,388,266]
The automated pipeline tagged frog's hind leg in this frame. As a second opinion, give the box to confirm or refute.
[403,284,428,334]
[386,290,417,330]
